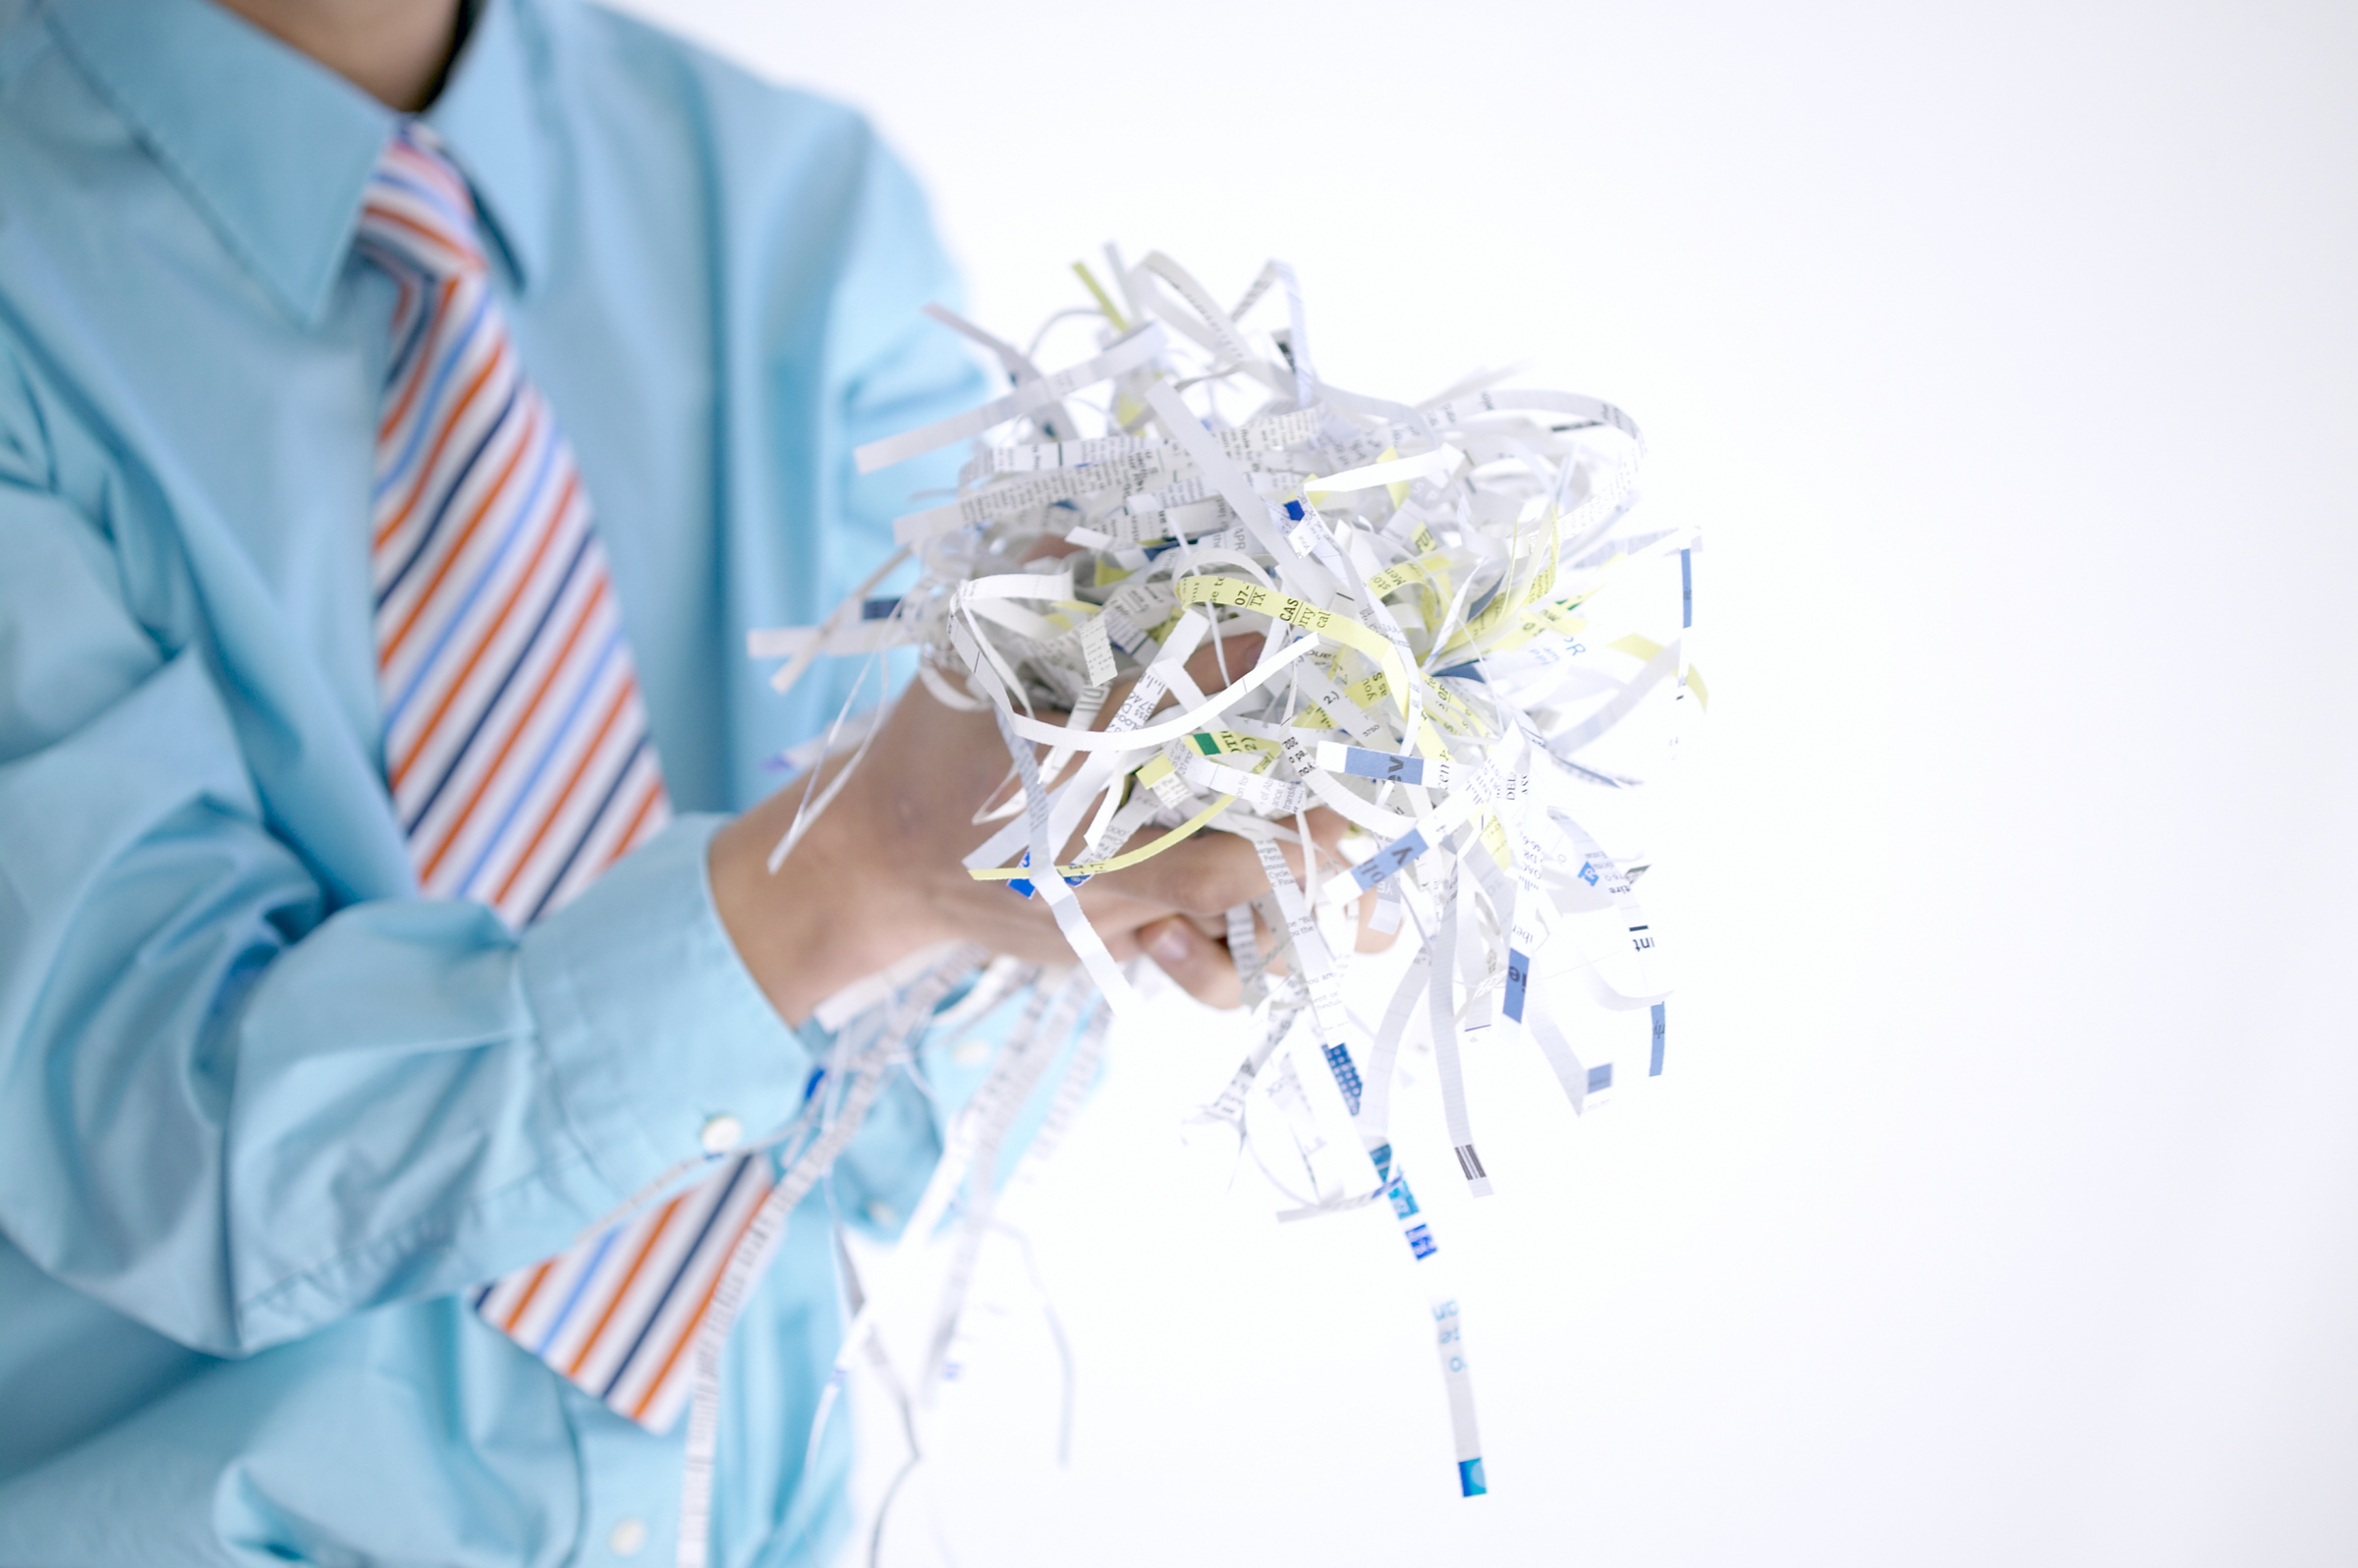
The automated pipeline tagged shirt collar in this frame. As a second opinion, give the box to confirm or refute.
[424,0,551,295]
[44,0,552,328]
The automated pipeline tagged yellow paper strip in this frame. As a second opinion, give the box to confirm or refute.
[968,793,1237,881]
[1175,575,1414,715]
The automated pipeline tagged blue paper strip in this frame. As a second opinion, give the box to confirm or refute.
[1502,948,1530,1023]
[1338,745,1428,786]
[1006,851,1088,899]
[1351,825,1432,892]
[1322,1042,1364,1115]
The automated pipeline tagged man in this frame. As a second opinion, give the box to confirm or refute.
[0,0,1325,1560]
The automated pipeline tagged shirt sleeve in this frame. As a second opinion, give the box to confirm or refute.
[0,413,815,1356]
[824,133,993,552]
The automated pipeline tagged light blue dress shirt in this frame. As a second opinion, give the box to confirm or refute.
[0,0,993,1560]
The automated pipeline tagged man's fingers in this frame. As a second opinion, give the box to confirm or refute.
[1182,630,1263,694]
[1136,915,1243,1009]
[1071,629,1270,740]
[1095,807,1358,917]
[1301,806,1348,855]
[1095,829,1269,917]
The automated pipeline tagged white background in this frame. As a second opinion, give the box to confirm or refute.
[609,2,2357,1562]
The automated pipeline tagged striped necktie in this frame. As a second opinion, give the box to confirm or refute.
[363,123,770,1431]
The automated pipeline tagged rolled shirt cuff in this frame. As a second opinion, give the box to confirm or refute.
[519,812,810,1205]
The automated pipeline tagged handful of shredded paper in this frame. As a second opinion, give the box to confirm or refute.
[756,248,1703,1509]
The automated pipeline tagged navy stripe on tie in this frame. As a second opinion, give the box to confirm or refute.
[373,285,494,501]
[598,1156,755,1399]
[523,731,648,924]
[451,630,621,897]
[380,419,562,732]
[374,379,524,613]
[383,286,434,396]
[401,526,594,837]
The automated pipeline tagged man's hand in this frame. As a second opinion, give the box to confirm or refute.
[709,633,1391,1024]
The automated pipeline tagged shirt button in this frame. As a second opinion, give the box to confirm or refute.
[609,1517,648,1557]
[700,1114,742,1154]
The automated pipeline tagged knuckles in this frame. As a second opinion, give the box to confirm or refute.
[1151,843,1257,917]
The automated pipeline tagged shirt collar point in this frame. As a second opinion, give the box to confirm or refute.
[42,0,397,326]
[424,0,552,298]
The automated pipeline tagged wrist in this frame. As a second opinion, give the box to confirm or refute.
[707,767,937,1026]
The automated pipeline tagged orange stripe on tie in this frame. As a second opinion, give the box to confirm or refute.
[626,1179,773,1424]
[376,399,539,669]
[489,671,636,906]
[498,1257,558,1335]
[414,574,608,885]
[389,468,582,791]
[372,333,511,556]
[375,275,458,447]
[563,1193,689,1379]
[362,203,480,276]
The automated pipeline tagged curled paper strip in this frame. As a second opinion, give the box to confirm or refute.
[741,248,1704,1538]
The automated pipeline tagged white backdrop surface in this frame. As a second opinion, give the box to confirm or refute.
[604,2,2358,1563]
